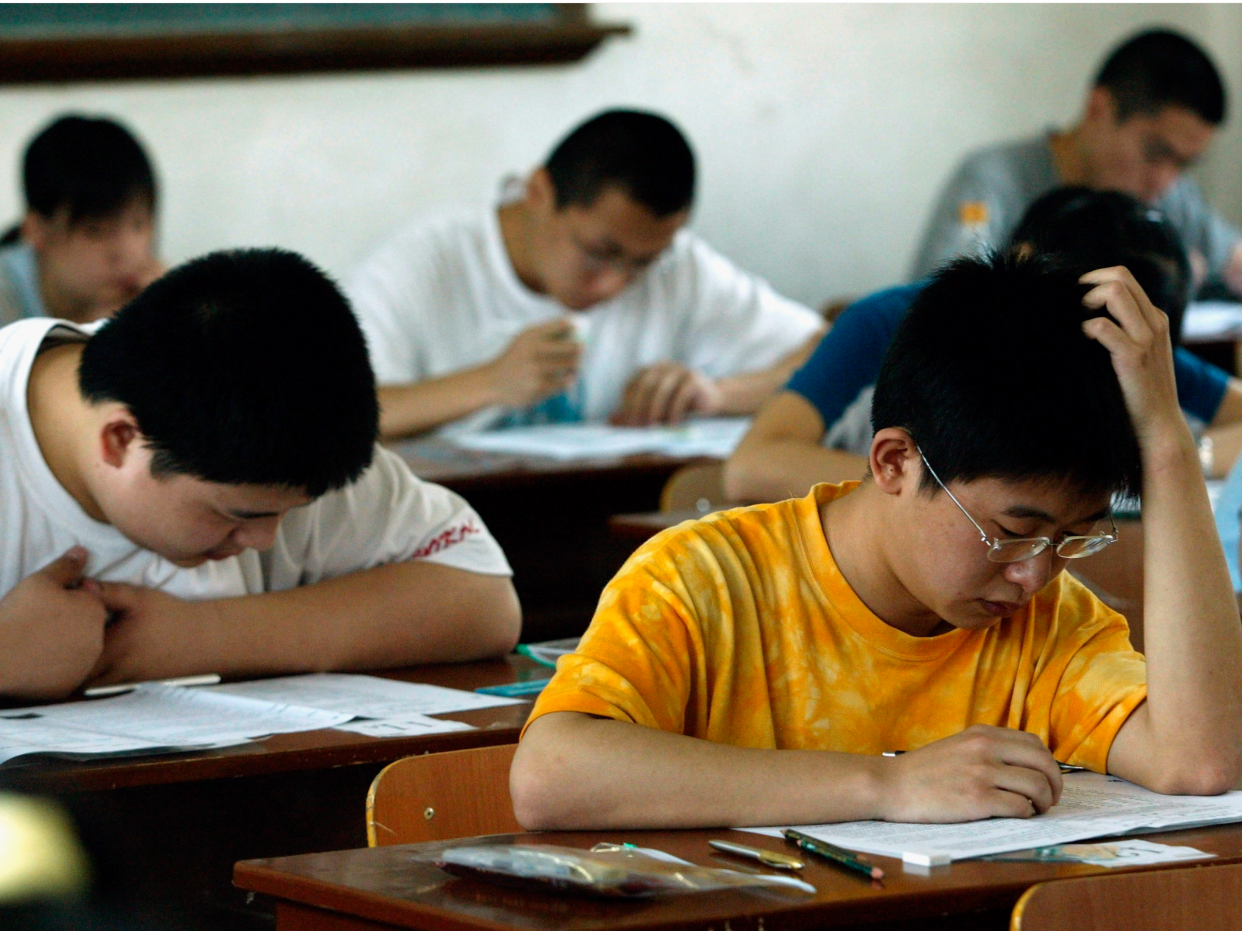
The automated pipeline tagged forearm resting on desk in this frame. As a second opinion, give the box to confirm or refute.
[377,367,504,439]
[712,331,825,417]
[89,561,522,686]
[725,392,868,502]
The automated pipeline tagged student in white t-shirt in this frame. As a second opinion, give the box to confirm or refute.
[0,249,520,700]
[347,110,825,439]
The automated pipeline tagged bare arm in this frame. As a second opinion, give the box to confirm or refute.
[378,319,581,439]
[90,561,521,685]
[724,391,869,503]
[611,330,824,427]
[512,713,1061,830]
[1079,268,1242,795]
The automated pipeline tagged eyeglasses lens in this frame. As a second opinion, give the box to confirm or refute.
[987,540,1048,563]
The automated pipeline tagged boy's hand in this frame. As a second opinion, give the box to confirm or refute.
[486,320,581,407]
[1079,267,1187,449]
[87,583,221,685]
[0,548,108,700]
[877,725,1063,822]
[613,362,724,426]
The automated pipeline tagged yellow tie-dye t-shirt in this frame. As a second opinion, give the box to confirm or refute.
[527,482,1148,773]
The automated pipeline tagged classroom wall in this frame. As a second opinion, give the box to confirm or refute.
[0,3,1238,309]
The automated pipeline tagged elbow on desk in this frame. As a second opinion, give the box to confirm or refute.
[1136,752,1242,797]
[509,740,572,831]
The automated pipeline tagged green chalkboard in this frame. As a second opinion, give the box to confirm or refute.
[0,3,629,84]
[0,4,562,39]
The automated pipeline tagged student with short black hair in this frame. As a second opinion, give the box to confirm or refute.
[0,248,519,700]
[347,109,823,438]
[512,256,1242,830]
[913,29,1242,296]
[0,115,165,326]
[727,188,1242,504]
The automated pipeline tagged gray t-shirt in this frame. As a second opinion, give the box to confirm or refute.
[0,243,45,327]
[911,134,1242,284]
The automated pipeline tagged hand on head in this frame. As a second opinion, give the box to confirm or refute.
[612,362,723,427]
[1080,265,1186,448]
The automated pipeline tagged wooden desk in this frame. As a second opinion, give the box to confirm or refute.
[393,439,710,641]
[236,823,1242,931]
[0,656,541,931]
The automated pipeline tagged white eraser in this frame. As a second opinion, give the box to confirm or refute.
[902,850,952,868]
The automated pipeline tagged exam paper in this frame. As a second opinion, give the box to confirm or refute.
[0,716,177,764]
[450,418,751,461]
[1183,301,1242,341]
[1,684,352,745]
[332,714,476,738]
[209,673,524,718]
[742,773,1242,862]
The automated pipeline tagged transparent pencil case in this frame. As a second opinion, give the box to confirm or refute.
[417,841,816,898]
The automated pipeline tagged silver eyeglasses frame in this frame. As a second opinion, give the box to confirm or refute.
[917,448,1119,564]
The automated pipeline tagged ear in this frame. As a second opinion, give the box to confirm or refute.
[526,168,557,214]
[98,409,143,470]
[20,211,49,252]
[869,427,921,496]
[1086,86,1120,126]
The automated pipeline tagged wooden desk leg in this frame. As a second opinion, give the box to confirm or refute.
[276,902,396,931]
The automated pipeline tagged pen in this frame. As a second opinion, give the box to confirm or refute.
[783,828,884,881]
[84,673,222,698]
[882,750,1086,775]
[708,839,804,870]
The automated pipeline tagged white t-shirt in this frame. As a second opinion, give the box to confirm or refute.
[346,190,823,435]
[0,318,512,602]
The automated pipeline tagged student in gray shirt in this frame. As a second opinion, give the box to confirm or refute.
[0,115,164,328]
[913,29,1241,295]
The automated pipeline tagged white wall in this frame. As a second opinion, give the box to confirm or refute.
[0,3,1238,308]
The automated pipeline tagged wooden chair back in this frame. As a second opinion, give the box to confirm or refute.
[1011,863,1242,931]
[366,743,523,846]
[660,461,725,513]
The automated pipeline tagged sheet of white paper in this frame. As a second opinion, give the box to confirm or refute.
[0,716,183,764]
[1,684,352,745]
[451,418,751,461]
[741,773,1242,862]
[209,673,524,718]
[1183,301,1242,341]
[333,714,476,738]
[987,839,1214,868]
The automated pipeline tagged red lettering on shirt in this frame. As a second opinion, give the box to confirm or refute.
[412,519,481,559]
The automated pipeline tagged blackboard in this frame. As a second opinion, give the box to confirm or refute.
[0,3,629,83]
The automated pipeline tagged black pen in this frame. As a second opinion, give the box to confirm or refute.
[882,749,1085,775]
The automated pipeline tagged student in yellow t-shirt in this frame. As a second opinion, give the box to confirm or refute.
[511,254,1242,830]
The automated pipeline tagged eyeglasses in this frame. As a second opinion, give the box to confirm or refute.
[918,449,1118,564]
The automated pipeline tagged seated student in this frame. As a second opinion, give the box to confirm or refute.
[913,30,1242,296]
[511,257,1242,830]
[0,115,165,327]
[727,188,1242,503]
[347,109,824,438]
[0,249,520,700]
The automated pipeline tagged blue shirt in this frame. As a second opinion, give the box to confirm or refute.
[788,282,1230,449]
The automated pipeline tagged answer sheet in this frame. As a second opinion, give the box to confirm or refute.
[451,417,751,461]
[333,713,476,738]
[209,673,524,718]
[742,772,1242,862]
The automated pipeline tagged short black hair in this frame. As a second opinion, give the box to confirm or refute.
[871,253,1142,500]
[1095,29,1226,125]
[544,109,695,217]
[23,115,157,224]
[1009,186,1190,342]
[79,249,378,497]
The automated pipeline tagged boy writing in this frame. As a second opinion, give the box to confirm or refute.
[512,256,1242,828]
[0,248,519,700]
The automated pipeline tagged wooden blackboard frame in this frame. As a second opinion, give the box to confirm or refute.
[0,3,630,83]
